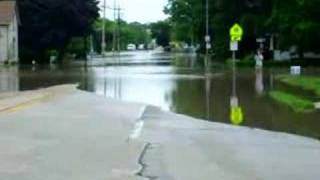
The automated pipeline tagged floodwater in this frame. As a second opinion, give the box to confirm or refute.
[1,51,320,139]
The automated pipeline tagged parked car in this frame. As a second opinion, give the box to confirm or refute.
[127,44,136,51]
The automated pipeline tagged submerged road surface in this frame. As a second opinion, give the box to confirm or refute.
[0,85,320,180]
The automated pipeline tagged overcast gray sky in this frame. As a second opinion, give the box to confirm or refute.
[99,0,168,23]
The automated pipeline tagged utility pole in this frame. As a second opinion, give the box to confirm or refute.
[101,0,106,56]
[204,0,211,69]
[110,1,122,54]
[204,0,211,116]
[117,5,121,53]
[112,0,116,53]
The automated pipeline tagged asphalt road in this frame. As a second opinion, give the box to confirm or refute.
[0,85,320,180]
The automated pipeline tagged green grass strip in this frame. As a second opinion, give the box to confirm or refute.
[277,75,320,96]
[270,91,315,113]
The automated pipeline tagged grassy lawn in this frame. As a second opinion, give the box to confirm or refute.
[270,91,315,113]
[277,75,320,96]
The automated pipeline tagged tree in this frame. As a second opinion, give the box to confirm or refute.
[268,0,320,59]
[165,0,204,45]
[149,20,172,47]
[18,0,99,63]
[166,0,320,60]
[93,19,149,51]
[165,0,273,57]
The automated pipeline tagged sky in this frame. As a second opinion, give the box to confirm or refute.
[99,0,169,23]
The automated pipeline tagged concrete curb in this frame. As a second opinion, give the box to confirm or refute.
[0,84,78,113]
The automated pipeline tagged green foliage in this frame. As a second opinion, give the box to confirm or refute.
[18,0,99,63]
[165,0,320,58]
[121,22,149,48]
[268,0,320,56]
[277,75,320,96]
[149,20,172,47]
[94,19,149,51]
[165,0,202,45]
[270,91,314,113]
[165,0,273,57]
[66,37,88,59]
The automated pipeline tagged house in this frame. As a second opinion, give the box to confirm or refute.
[0,0,19,63]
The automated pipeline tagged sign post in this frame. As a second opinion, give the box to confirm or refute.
[230,23,243,42]
[229,23,243,65]
[204,35,211,69]
[229,23,244,125]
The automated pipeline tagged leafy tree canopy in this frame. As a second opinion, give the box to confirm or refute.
[165,0,320,58]
[18,0,99,63]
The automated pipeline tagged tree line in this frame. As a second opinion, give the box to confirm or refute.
[15,0,173,64]
[17,0,99,64]
[15,0,318,63]
[165,0,320,59]
[89,19,149,53]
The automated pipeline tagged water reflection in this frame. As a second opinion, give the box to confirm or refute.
[229,59,244,125]
[1,52,320,139]
[255,67,264,96]
[205,55,212,121]
[84,66,179,111]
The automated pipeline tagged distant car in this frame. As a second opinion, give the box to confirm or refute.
[127,44,136,51]
[138,44,145,50]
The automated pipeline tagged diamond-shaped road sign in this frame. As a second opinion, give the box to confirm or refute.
[230,23,243,42]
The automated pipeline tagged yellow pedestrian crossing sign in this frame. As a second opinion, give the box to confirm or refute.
[230,23,243,42]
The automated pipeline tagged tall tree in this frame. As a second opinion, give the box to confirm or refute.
[149,20,172,47]
[268,0,320,58]
[18,0,99,63]
[165,0,204,45]
[166,0,273,58]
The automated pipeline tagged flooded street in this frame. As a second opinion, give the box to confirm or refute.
[1,51,320,139]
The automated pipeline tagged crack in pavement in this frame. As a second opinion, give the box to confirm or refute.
[125,106,159,179]
[136,143,158,180]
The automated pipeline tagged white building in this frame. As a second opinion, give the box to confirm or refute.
[0,66,19,93]
[0,1,19,63]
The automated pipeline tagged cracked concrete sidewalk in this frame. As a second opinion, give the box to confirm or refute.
[0,85,148,180]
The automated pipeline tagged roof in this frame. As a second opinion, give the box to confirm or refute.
[0,1,16,25]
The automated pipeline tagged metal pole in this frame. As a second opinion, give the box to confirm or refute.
[101,0,106,56]
[232,51,236,96]
[117,5,121,53]
[112,0,116,54]
[205,75,211,120]
[90,35,94,54]
[205,0,209,56]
